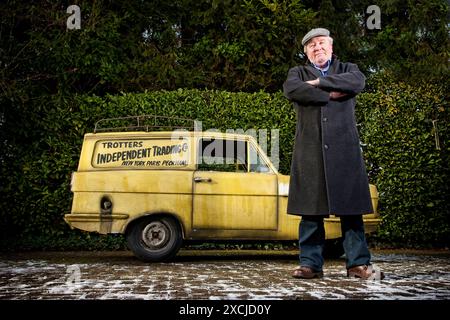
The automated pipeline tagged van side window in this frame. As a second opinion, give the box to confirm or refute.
[249,143,271,173]
[198,138,248,172]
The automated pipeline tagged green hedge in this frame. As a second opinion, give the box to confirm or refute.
[357,76,449,247]
[0,80,448,250]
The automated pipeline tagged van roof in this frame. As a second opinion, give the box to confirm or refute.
[84,131,256,141]
[94,115,197,133]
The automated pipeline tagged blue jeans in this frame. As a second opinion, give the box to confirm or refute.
[299,215,371,271]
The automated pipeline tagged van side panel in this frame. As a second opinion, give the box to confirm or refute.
[66,170,193,234]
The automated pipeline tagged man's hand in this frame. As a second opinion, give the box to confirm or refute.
[329,91,348,100]
[305,78,320,87]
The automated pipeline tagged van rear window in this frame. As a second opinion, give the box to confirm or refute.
[92,139,190,168]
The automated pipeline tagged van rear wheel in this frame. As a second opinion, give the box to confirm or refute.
[126,216,182,262]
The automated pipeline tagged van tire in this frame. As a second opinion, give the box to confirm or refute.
[126,216,183,262]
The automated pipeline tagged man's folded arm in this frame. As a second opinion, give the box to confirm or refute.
[283,67,330,106]
[317,64,366,94]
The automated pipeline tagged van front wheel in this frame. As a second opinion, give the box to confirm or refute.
[126,216,182,262]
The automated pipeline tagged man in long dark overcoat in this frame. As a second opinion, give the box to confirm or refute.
[283,28,384,280]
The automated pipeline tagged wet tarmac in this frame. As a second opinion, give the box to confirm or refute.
[0,249,449,300]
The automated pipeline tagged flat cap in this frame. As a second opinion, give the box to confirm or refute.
[301,28,330,46]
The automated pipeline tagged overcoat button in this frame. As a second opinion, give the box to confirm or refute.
[322,117,328,122]
[324,144,329,149]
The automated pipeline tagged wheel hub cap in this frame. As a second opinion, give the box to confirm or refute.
[142,221,170,249]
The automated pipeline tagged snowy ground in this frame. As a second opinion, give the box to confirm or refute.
[0,249,449,300]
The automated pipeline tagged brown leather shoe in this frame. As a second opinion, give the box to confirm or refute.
[292,266,324,279]
[347,264,385,280]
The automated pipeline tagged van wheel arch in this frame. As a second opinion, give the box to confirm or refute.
[125,213,183,262]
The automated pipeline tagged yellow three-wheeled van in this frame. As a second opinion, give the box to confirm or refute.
[65,115,381,261]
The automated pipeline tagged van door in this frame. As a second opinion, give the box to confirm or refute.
[192,137,278,233]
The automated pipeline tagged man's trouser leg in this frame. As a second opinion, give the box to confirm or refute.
[299,215,325,271]
[340,215,371,269]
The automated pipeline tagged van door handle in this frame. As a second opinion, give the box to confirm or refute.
[194,177,212,183]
